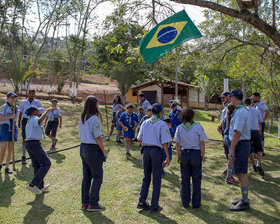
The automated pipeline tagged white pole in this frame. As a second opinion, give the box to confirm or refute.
[175,60,178,101]
[224,78,229,92]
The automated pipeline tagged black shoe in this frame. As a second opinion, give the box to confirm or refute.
[87,204,106,212]
[22,156,27,165]
[230,199,250,211]
[150,206,163,213]
[253,164,257,172]
[231,198,241,206]
[0,165,2,171]
[256,164,265,176]
[126,152,132,157]
[5,168,13,174]
[137,202,151,210]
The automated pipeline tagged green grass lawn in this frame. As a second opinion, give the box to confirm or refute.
[0,100,279,224]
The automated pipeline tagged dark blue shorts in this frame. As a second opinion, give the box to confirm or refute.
[116,123,122,131]
[21,118,28,139]
[122,129,135,139]
[45,120,59,137]
[233,140,251,174]
[250,130,263,153]
[0,124,17,142]
[112,112,117,124]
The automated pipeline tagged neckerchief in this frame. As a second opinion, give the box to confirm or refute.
[181,120,196,132]
[225,100,231,107]
[150,114,161,124]
[128,112,133,127]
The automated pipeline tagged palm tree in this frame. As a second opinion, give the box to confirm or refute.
[197,75,217,110]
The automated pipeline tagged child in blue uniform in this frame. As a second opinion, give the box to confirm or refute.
[0,92,18,174]
[137,103,172,212]
[137,107,144,123]
[25,105,55,195]
[169,101,182,138]
[106,95,123,141]
[116,105,125,144]
[161,117,172,175]
[44,99,62,149]
[174,108,207,209]
[119,103,139,157]
[79,96,108,212]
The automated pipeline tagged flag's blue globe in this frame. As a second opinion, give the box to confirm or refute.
[157,26,177,44]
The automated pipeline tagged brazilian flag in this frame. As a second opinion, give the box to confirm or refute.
[140,10,202,65]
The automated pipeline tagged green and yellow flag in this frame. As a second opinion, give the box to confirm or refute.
[140,10,202,65]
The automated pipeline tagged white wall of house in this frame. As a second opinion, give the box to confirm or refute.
[139,85,162,103]
[189,88,204,103]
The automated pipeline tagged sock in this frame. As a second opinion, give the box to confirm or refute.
[227,165,233,178]
[241,186,249,203]
[126,147,130,154]
[116,135,120,142]
[256,160,261,167]
[22,145,26,157]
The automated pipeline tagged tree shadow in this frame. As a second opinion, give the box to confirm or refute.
[82,210,115,224]
[47,152,66,164]
[139,210,178,224]
[23,194,54,224]
[0,174,16,207]
[14,164,33,182]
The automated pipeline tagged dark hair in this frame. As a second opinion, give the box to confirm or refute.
[252,92,260,98]
[81,96,99,123]
[139,93,145,97]
[244,98,251,106]
[126,103,135,109]
[51,98,58,103]
[226,105,235,129]
[181,108,195,123]
[113,94,123,105]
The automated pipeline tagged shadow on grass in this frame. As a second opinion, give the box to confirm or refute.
[23,194,54,224]
[47,151,66,164]
[14,164,33,182]
[139,210,178,224]
[0,174,15,207]
[82,210,114,224]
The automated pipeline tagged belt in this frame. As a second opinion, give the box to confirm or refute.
[143,145,161,150]
[26,140,40,142]
[81,143,98,146]
[183,149,200,152]
[22,118,28,120]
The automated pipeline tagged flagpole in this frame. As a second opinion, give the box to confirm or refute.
[175,49,179,101]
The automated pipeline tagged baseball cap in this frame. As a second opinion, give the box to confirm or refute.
[138,93,145,97]
[151,103,163,114]
[219,91,231,97]
[25,106,41,116]
[170,101,178,108]
[231,89,243,100]
[6,92,17,98]
[162,117,171,123]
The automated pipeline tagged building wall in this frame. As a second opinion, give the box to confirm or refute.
[189,102,223,109]
[189,88,204,103]
[139,85,162,103]
[126,89,138,104]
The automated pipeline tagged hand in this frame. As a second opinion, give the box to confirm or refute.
[133,127,137,131]
[103,150,108,160]
[165,157,170,167]
[10,114,16,119]
[177,155,180,164]
[124,126,128,131]
[202,155,206,163]
[48,107,56,111]
[217,125,222,134]
[44,123,47,128]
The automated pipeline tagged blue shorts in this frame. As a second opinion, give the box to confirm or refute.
[170,126,177,138]
[45,120,59,137]
[0,124,18,142]
[233,140,250,174]
[250,130,263,153]
[112,112,117,124]
[21,118,28,139]
[162,146,172,161]
[122,129,135,139]
[116,123,122,131]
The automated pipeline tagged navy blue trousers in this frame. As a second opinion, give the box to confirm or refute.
[139,146,163,210]
[80,144,105,207]
[180,150,202,208]
[26,140,51,189]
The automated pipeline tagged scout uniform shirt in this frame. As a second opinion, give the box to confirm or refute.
[229,105,251,141]
[0,102,18,126]
[119,112,139,130]
[174,121,207,150]
[255,99,268,120]
[169,108,182,127]
[137,115,172,148]
[25,116,44,141]
[79,115,102,144]
[47,107,61,121]
[141,99,151,114]
[19,98,44,118]
[248,107,263,131]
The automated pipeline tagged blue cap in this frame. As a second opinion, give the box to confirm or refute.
[231,89,243,100]
[219,91,231,97]
[162,116,171,122]
[170,101,178,108]
[117,104,124,109]
[7,92,17,98]
[25,106,40,116]
[147,106,152,111]
[151,103,163,114]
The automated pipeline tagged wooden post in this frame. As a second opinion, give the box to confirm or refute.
[103,90,109,133]
[12,99,17,171]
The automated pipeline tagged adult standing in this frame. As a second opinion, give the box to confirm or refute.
[228,89,251,211]
[138,93,151,114]
[251,92,270,148]
[106,94,123,141]
[137,104,172,212]
[18,89,44,165]
[79,96,108,212]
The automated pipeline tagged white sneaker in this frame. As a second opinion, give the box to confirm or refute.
[26,184,42,195]
[41,184,50,192]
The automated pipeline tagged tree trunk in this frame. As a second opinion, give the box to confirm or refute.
[267,117,274,133]
[205,98,209,110]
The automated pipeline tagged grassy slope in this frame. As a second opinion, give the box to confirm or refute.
[0,99,279,224]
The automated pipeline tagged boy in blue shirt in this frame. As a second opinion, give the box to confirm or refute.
[44,99,62,149]
[119,104,139,157]
[116,105,125,144]
[25,105,55,195]
[169,101,182,138]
